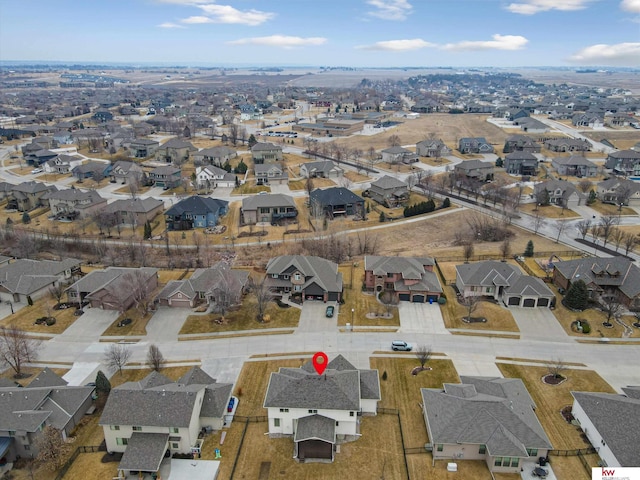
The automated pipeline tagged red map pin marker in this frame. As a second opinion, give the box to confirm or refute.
[312,352,328,375]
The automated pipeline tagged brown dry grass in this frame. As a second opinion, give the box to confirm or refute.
[408,456,494,480]
[0,296,80,334]
[588,201,637,217]
[582,130,640,150]
[439,286,520,332]
[100,307,153,336]
[179,297,301,334]
[497,363,615,450]
[519,203,581,218]
[0,366,69,386]
[61,452,118,480]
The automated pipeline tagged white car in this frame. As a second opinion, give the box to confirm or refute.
[31,168,43,174]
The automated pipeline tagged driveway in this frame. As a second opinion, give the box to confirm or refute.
[145,307,190,342]
[55,308,119,342]
[297,301,336,333]
[398,302,449,335]
[509,307,570,342]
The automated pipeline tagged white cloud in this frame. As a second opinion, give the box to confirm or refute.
[568,42,640,66]
[157,22,185,28]
[356,39,434,51]
[621,0,640,12]
[193,4,275,25]
[181,15,213,24]
[442,34,528,51]
[506,0,593,14]
[366,0,413,20]
[226,35,327,49]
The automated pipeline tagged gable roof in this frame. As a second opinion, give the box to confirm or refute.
[165,196,228,217]
[456,261,521,288]
[301,160,340,174]
[553,257,640,298]
[266,255,343,294]
[504,276,555,297]
[371,175,407,190]
[294,414,336,444]
[252,142,281,152]
[26,367,68,388]
[118,432,169,473]
[572,391,640,467]
[104,198,164,214]
[159,138,196,150]
[421,377,552,457]
[0,258,80,296]
[309,187,363,207]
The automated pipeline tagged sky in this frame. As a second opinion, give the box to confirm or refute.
[0,0,639,67]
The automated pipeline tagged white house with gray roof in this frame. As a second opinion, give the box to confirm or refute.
[456,260,555,308]
[263,355,380,462]
[421,377,553,474]
[99,367,233,476]
[571,388,640,468]
[299,160,343,179]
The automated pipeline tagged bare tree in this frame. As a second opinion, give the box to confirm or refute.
[553,220,567,243]
[546,358,567,380]
[123,271,154,316]
[250,277,275,322]
[146,344,164,371]
[599,215,619,249]
[208,264,243,320]
[462,240,474,263]
[462,295,481,322]
[612,228,625,252]
[305,177,315,197]
[577,179,593,194]
[36,425,70,471]
[0,324,41,378]
[379,291,398,316]
[415,345,432,369]
[406,173,417,192]
[500,238,512,260]
[49,282,66,305]
[532,211,546,235]
[104,343,131,376]
[623,231,637,255]
[228,123,239,145]
[127,177,140,200]
[387,134,401,147]
[576,219,591,240]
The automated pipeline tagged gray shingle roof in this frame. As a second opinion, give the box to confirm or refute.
[242,193,296,210]
[504,276,555,297]
[553,257,640,299]
[0,258,80,296]
[165,196,228,217]
[201,383,233,418]
[456,261,521,288]
[178,366,216,386]
[371,175,407,190]
[252,142,281,152]
[294,414,336,443]
[66,267,158,297]
[118,432,169,472]
[309,187,363,207]
[266,255,343,294]
[26,367,68,388]
[421,377,552,457]
[104,198,164,214]
[572,391,640,467]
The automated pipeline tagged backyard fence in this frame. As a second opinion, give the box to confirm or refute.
[548,447,597,456]
[54,445,103,480]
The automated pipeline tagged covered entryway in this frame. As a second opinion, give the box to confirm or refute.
[522,298,536,307]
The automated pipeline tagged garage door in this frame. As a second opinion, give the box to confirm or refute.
[399,294,410,302]
[508,297,521,306]
[537,298,549,307]
[305,295,323,301]
[523,298,536,308]
[412,295,425,303]
[328,292,339,302]
[427,295,439,303]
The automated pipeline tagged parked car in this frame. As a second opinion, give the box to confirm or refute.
[391,340,412,351]
[117,318,132,327]
[325,305,335,318]
[31,168,43,174]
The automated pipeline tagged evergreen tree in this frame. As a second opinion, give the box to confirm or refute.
[143,221,152,240]
[95,370,111,394]
[564,279,589,310]
[524,240,534,257]
[234,159,247,174]
[495,157,503,167]
[222,161,232,173]
[587,190,597,205]
[379,212,385,222]
[22,212,31,224]
[442,197,451,208]
[248,134,257,147]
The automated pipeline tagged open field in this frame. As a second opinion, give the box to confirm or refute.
[334,114,509,152]
[582,130,640,150]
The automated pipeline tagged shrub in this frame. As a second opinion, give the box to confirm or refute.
[45,317,56,326]
[438,297,447,305]
[381,371,388,381]
[581,322,591,334]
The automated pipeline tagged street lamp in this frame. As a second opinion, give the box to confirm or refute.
[351,308,355,325]
[5,300,14,314]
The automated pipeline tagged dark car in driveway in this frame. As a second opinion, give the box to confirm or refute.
[325,305,335,318]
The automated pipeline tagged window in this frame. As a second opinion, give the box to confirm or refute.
[272,274,279,278]
[294,273,301,280]
[110,425,120,431]
[170,427,179,434]
[279,408,289,413]
[8,431,15,437]
[349,412,354,417]
[479,445,486,454]
[335,422,339,426]
[511,458,519,468]
[387,273,394,278]
[502,457,511,467]
[283,275,289,280]
[436,444,443,452]
[132,426,142,432]
[274,418,280,427]
[526,448,538,457]
[308,409,318,414]
[171,442,180,449]
[494,457,502,467]
[294,285,301,292]
[24,445,30,451]
[116,438,128,446]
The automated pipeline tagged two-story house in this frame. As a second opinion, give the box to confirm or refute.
[416,138,451,157]
[367,176,409,207]
[605,149,640,176]
[128,138,160,159]
[149,165,182,189]
[100,368,233,477]
[534,179,586,209]
[458,137,494,154]
[43,154,83,175]
[251,142,283,164]
[552,155,598,177]
[364,255,442,303]
[102,198,164,227]
[255,163,288,185]
[44,188,107,220]
[193,146,237,167]
[309,187,365,219]
[264,255,343,302]
[597,177,640,207]
[241,193,298,225]
[195,165,236,189]
[164,196,228,231]
[504,152,538,176]
[6,181,56,212]
[264,355,380,462]
[503,134,541,154]
[155,138,197,164]
[454,159,494,182]
[109,160,146,185]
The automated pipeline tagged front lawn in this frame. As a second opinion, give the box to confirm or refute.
[439,286,519,332]
[0,297,80,334]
